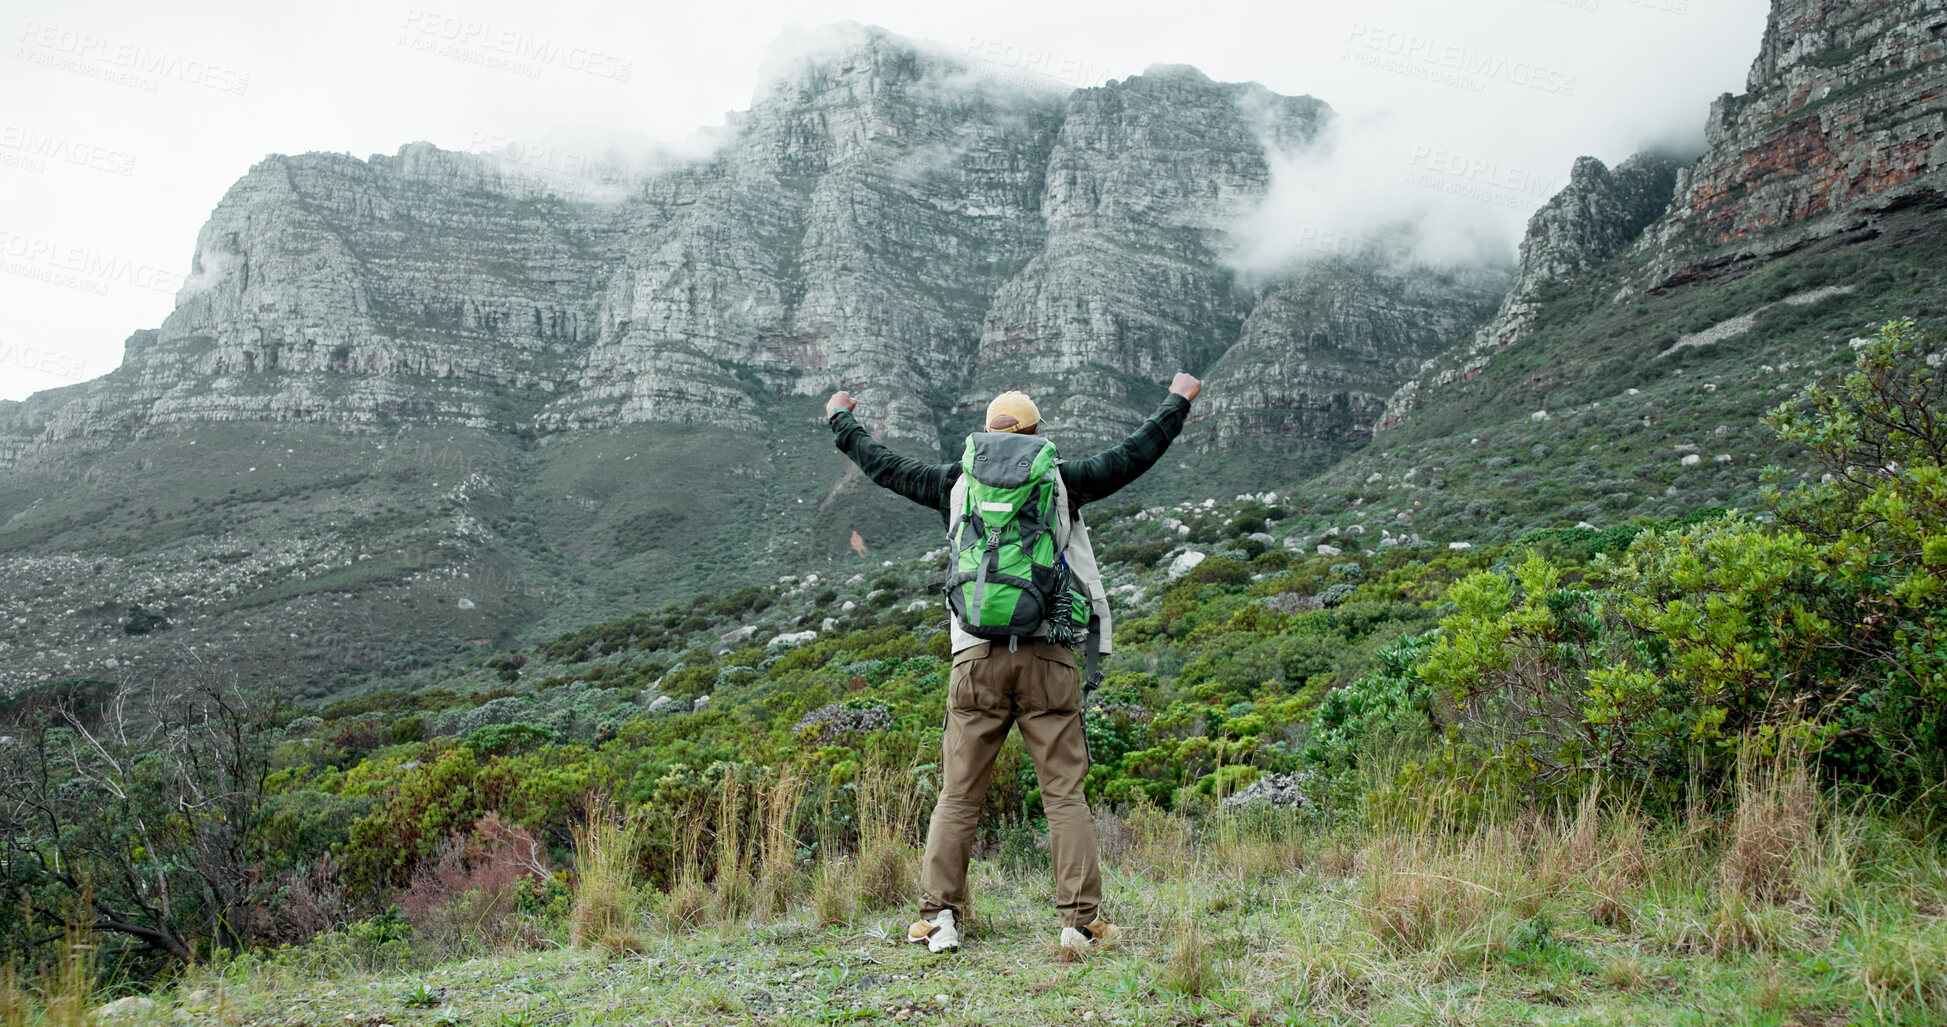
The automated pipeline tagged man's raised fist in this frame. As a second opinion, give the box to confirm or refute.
[826,390,858,416]
[1169,373,1202,401]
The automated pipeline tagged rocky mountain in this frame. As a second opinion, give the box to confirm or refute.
[1641,0,1947,283]
[1377,152,1685,431]
[4,0,1938,699]
[1380,0,1945,434]
[0,26,1509,697]
[1307,0,1944,549]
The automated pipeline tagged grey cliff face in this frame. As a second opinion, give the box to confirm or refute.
[0,24,1515,696]
[966,66,1335,445]
[1378,0,1946,433]
[0,28,1490,464]
[1202,255,1509,456]
[1378,153,1684,430]
[1641,0,1946,283]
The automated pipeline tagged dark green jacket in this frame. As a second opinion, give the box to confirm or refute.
[829,394,1192,524]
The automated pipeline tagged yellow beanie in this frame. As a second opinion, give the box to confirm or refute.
[985,391,1040,433]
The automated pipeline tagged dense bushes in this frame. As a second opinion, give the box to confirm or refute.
[1329,322,1947,811]
[7,324,1941,981]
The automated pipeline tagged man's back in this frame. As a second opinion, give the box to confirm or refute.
[821,374,1201,954]
[826,382,1198,522]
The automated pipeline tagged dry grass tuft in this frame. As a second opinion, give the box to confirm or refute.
[1,920,96,1027]
[570,796,644,952]
[1161,911,1215,997]
[753,769,807,920]
[1720,745,1824,904]
[812,859,855,928]
[1124,799,1193,878]
[710,767,753,925]
[1599,953,1647,991]
[1355,830,1523,961]
[854,762,923,911]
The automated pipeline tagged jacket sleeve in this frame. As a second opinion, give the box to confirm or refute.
[829,410,958,514]
[1057,394,1192,506]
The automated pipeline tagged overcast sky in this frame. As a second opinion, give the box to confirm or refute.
[0,0,1770,403]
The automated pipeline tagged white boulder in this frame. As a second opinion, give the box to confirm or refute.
[1166,551,1207,579]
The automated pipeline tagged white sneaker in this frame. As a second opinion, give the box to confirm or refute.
[1059,919,1118,949]
[906,909,960,953]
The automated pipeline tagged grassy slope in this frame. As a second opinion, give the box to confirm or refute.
[18,454,1947,1026]
[1285,201,1947,546]
[143,799,1947,1027]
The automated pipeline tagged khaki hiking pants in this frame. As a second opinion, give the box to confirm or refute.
[921,639,1102,928]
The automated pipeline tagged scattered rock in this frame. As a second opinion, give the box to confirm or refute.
[648,695,690,716]
[719,624,759,644]
[1258,592,1321,614]
[904,599,928,612]
[769,630,818,648]
[1681,454,1701,466]
[98,997,154,1018]
[1448,541,1472,550]
[1315,544,1341,556]
[1166,551,1207,579]
[456,598,476,610]
[1222,771,1312,809]
[796,701,893,743]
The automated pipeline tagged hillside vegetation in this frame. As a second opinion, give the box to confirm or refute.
[2,322,1945,1026]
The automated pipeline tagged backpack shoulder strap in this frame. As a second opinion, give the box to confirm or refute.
[948,474,970,530]
[1049,464,1074,553]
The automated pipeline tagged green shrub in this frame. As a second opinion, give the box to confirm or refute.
[464,722,555,756]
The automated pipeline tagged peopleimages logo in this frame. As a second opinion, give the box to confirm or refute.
[1409,146,1557,201]
[0,339,88,383]
[963,36,1112,88]
[1,124,137,177]
[1343,23,1577,97]
[467,133,629,180]
[14,21,250,95]
[399,9,632,82]
[0,229,185,297]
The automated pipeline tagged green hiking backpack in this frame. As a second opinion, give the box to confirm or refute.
[944,432,1092,643]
